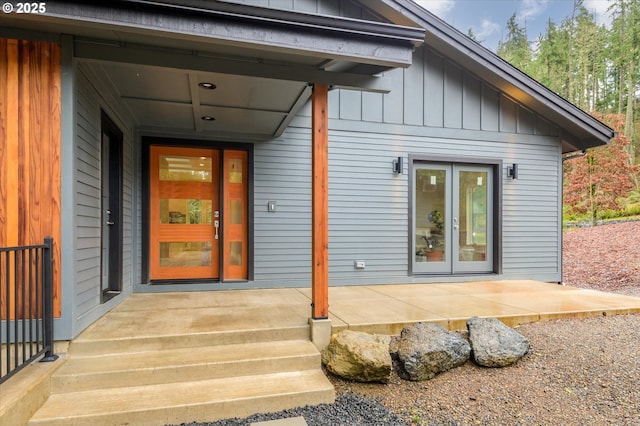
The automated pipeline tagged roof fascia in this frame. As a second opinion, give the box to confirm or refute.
[73,38,394,93]
[375,0,614,149]
[128,0,426,44]
[17,0,424,69]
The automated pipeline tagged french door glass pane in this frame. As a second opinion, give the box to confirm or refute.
[458,171,488,262]
[415,168,447,263]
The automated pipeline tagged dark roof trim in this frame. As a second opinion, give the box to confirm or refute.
[380,0,614,151]
[7,0,425,70]
[125,0,426,46]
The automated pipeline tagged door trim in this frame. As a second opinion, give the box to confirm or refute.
[408,154,502,276]
[100,111,123,301]
[140,137,254,284]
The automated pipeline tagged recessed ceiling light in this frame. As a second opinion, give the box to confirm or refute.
[198,82,216,90]
[201,116,215,121]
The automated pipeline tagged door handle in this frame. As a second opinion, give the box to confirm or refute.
[106,221,115,226]
[214,220,219,240]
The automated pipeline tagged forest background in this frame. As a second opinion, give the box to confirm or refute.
[472,0,640,225]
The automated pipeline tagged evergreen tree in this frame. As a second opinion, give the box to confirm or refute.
[497,13,531,73]
[608,0,639,160]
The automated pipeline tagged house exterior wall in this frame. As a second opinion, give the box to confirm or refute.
[2,13,566,338]
[71,63,136,332]
[252,45,563,286]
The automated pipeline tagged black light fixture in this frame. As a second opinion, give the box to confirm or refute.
[393,156,403,175]
[201,116,215,121]
[507,163,518,179]
[198,82,216,90]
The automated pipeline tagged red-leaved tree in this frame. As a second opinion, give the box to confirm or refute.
[564,114,639,225]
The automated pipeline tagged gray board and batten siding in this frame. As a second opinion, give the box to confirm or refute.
[254,44,563,287]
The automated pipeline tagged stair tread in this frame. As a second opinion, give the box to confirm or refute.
[30,370,334,421]
[73,319,310,343]
[67,326,311,356]
[56,340,318,376]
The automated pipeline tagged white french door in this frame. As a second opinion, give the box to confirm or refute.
[413,163,493,274]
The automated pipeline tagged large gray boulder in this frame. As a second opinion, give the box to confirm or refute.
[321,330,392,383]
[396,322,470,381]
[466,316,529,367]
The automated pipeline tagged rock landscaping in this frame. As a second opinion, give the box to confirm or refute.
[321,329,392,383]
[321,318,527,384]
[393,322,470,381]
[466,316,529,367]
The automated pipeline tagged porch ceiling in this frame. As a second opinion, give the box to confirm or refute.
[81,59,311,140]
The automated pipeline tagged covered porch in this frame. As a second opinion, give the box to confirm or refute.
[4,280,640,425]
[65,279,640,338]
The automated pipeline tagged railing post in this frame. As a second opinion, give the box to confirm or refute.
[40,236,58,362]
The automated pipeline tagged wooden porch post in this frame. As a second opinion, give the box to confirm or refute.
[311,83,329,319]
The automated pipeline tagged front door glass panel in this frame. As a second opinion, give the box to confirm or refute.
[150,147,219,280]
[160,242,212,267]
[223,151,248,280]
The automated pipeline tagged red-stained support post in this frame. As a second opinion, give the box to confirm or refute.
[311,83,329,320]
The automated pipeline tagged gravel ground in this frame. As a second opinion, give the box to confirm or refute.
[180,392,408,426]
[330,314,640,425]
[180,221,640,426]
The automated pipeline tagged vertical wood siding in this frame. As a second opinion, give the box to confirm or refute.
[0,38,61,316]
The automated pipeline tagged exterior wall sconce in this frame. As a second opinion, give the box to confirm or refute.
[393,156,403,175]
[507,163,518,179]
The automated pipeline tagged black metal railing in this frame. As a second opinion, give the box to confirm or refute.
[1,237,57,384]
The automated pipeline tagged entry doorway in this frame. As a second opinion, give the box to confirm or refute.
[147,144,248,282]
[100,112,123,300]
[413,162,495,274]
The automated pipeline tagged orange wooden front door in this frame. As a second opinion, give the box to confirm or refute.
[149,146,248,281]
[149,146,220,280]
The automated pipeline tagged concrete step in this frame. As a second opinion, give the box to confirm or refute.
[51,340,321,393]
[29,369,335,426]
[67,325,311,356]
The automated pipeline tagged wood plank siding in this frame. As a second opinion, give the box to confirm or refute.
[74,65,134,328]
[0,38,61,317]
